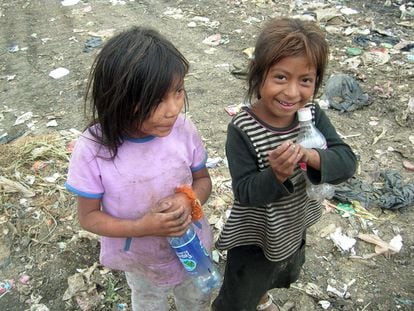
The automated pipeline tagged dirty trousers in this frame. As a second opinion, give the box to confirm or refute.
[212,240,305,311]
[125,271,211,311]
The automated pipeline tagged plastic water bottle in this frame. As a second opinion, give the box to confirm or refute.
[168,224,222,294]
[296,107,334,201]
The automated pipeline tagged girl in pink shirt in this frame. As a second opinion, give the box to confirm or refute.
[65,26,213,311]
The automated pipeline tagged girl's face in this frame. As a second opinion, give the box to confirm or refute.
[133,83,185,138]
[253,55,316,128]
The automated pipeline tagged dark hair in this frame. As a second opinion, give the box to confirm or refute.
[247,18,329,103]
[85,26,189,158]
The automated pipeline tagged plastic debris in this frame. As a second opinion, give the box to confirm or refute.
[8,44,19,53]
[83,37,103,52]
[0,279,14,298]
[49,67,69,79]
[19,274,30,285]
[318,300,331,309]
[14,111,33,126]
[242,47,255,59]
[326,278,354,299]
[346,47,362,56]
[224,103,244,116]
[30,305,50,311]
[206,157,222,168]
[329,227,356,254]
[320,74,369,112]
[117,303,127,311]
[61,0,81,6]
[362,48,390,65]
[334,171,414,210]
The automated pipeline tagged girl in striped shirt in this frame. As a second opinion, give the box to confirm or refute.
[212,18,357,311]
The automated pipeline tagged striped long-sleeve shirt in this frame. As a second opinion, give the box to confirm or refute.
[216,103,357,261]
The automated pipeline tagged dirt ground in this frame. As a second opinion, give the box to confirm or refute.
[0,0,413,310]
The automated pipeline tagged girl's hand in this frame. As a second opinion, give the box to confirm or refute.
[142,193,192,237]
[268,141,303,182]
[140,204,192,237]
[297,145,311,164]
[297,145,321,170]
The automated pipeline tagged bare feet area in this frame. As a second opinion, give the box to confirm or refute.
[0,1,413,310]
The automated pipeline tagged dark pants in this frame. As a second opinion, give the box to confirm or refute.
[212,240,305,311]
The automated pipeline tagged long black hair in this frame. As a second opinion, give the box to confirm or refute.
[85,26,189,158]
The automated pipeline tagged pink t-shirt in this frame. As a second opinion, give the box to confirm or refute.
[65,114,212,286]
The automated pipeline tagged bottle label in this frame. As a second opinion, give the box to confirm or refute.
[171,233,212,275]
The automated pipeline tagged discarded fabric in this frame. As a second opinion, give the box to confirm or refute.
[320,74,369,112]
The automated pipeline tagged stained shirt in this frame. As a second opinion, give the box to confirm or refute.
[65,114,212,286]
[216,103,357,261]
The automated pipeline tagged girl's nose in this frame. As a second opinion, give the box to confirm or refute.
[164,95,182,117]
[284,82,300,98]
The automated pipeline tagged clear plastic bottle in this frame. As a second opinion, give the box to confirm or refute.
[296,107,334,201]
[168,224,222,294]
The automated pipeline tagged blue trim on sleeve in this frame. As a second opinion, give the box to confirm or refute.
[124,237,132,251]
[191,152,208,172]
[65,182,104,199]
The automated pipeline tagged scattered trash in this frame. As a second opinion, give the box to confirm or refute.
[329,227,356,254]
[62,263,102,310]
[30,304,50,311]
[224,103,244,116]
[44,172,61,183]
[14,111,33,126]
[318,300,331,309]
[345,47,362,56]
[242,47,255,59]
[362,48,391,65]
[0,176,35,197]
[31,160,54,172]
[19,274,30,285]
[402,160,414,172]
[324,200,378,220]
[0,279,14,298]
[291,282,327,300]
[334,171,414,210]
[8,44,19,53]
[83,37,103,52]
[356,233,402,258]
[202,34,222,46]
[326,278,354,299]
[46,119,58,127]
[117,303,127,311]
[320,74,369,112]
[206,157,222,168]
[61,0,81,6]
[378,171,414,210]
[49,67,69,79]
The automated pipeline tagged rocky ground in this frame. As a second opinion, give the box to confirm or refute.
[0,0,413,310]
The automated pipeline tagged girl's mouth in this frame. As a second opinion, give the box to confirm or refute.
[278,100,296,107]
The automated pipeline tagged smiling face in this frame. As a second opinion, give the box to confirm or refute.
[132,82,186,138]
[252,55,316,128]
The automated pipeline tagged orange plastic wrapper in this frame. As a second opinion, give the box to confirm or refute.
[175,185,203,221]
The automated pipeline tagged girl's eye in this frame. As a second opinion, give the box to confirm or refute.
[274,75,286,81]
[301,77,314,85]
[176,87,185,96]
